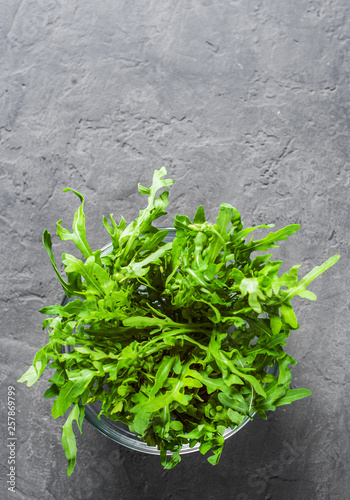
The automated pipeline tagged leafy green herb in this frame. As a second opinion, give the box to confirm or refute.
[18,167,339,474]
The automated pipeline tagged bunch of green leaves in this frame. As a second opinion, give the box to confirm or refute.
[18,167,339,474]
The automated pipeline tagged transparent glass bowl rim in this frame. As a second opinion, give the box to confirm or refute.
[60,228,278,455]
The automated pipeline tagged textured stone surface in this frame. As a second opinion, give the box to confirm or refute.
[1,0,349,499]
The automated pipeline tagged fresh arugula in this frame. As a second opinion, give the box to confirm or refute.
[18,167,340,474]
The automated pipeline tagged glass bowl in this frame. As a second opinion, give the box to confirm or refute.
[60,228,278,456]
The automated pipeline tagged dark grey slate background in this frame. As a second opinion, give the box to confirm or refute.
[1,0,349,499]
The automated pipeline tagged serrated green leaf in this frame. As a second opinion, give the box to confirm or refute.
[62,253,113,297]
[52,369,95,418]
[39,299,85,318]
[58,188,93,259]
[42,230,82,298]
[44,384,60,398]
[193,205,206,224]
[281,303,298,329]
[125,242,172,277]
[207,444,223,465]
[274,388,312,406]
[246,224,300,254]
[17,344,52,387]
[298,290,317,301]
[137,183,151,195]
[270,315,282,335]
[163,448,182,469]
[151,356,175,397]
[239,277,265,313]
[61,403,84,476]
[282,255,340,302]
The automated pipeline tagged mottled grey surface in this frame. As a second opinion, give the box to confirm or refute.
[1,0,349,499]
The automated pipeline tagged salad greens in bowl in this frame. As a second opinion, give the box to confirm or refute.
[19,167,339,474]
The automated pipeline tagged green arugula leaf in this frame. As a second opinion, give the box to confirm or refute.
[62,253,114,297]
[244,224,300,255]
[281,302,298,329]
[274,388,312,406]
[51,369,95,418]
[17,343,54,387]
[42,229,83,298]
[239,278,265,314]
[57,188,93,260]
[61,403,85,476]
[281,254,340,302]
[150,356,176,397]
